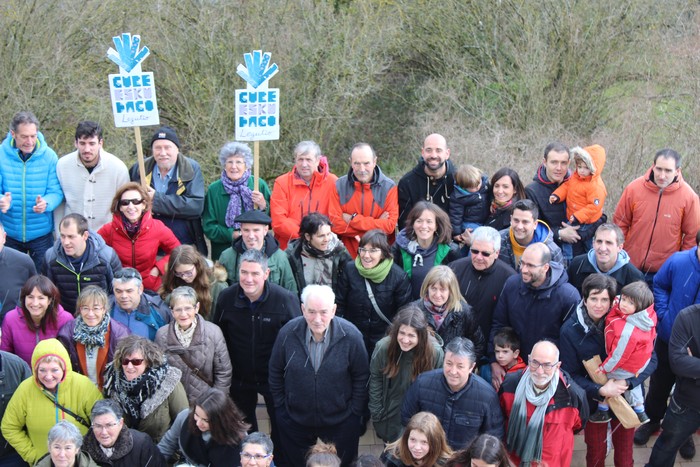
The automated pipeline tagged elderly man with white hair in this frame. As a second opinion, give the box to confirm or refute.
[269,284,369,467]
[500,340,588,466]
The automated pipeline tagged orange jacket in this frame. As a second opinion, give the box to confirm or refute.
[328,167,398,258]
[270,158,338,250]
[552,144,607,224]
[613,166,700,273]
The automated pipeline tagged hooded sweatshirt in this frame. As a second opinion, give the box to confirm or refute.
[0,339,102,465]
[602,297,657,374]
[397,159,455,229]
[552,145,607,224]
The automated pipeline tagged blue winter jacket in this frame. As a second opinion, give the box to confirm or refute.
[653,246,700,343]
[0,131,62,241]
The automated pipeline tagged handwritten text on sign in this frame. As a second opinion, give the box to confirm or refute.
[235,89,280,141]
[109,72,160,127]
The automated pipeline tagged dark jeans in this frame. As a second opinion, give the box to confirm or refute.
[646,340,674,423]
[5,232,53,272]
[229,380,283,463]
[646,396,700,467]
[275,408,361,467]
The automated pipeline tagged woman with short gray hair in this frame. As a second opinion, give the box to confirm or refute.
[34,420,98,466]
[155,286,232,404]
[203,141,271,260]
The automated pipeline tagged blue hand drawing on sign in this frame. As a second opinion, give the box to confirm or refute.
[236,50,279,89]
[107,33,150,73]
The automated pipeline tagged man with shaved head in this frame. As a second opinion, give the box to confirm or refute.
[500,340,588,466]
[397,133,456,229]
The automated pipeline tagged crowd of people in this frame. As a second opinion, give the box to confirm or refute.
[0,110,698,466]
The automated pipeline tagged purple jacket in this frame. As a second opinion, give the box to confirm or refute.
[0,306,73,365]
[57,318,132,388]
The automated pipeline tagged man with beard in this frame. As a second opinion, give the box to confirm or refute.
[55,121,130,232]
[489,243,580,389]
[397,133,455,229]
[500,340,588,466]
[129,126,207,255]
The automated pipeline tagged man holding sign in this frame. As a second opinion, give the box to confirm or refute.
[129,126,207,256]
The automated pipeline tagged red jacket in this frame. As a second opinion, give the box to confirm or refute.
[500,371,588,467]
[602,297,657,375]
[97,211,180,292]
[613,167,700,273]
[552,144,607,224]
[328,167,398,257]
[270,158,338,250]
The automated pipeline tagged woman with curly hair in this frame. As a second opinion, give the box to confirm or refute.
[103,335,188,442]
[382,412,453,466]
[369,306,444,443]
[157,387,250,466]
[159,244,224,317]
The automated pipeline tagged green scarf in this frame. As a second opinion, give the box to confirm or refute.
[355,257,393,283]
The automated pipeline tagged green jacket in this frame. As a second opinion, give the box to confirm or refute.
[368,334,444,442]
[219,233,297,293]
[203,178,271,261]
[1,339,103,465]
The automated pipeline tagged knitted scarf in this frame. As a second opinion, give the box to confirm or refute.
[175,317,198,348]
[73,314,110,348]
[506,368,560,463]
[423,298,448,329]
[221,170,253,228]
[491,197,515,214]
[355,257,393,284]
[120,213,141,238]
[107,364,169,424]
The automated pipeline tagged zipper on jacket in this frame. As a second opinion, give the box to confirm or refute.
[640,190,664,271]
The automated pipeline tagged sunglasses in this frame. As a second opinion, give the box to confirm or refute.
[114,269,141,280]
[470,248,494,258]
[119,198,145,207]
[121,358,145,366]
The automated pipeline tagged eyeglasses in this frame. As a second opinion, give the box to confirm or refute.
[358,247,381,255]
[92,421,120,432]
[171,306,196,315]
[79,305,105,314]
[470,248,494,258]
[241,452,271,462]
[173,266,196,278]
[118,198,145,207]
[114,269,142,280]
[121,358,145,367]
[528,359,558,371]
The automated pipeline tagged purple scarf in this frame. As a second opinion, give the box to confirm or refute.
[222,170,253,228]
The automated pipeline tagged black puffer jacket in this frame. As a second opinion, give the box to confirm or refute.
[336,261,412,357]
[449,175,490,235]
[83,426,166,467]
[412,298,486,362]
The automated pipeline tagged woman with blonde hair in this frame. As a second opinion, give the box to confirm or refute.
[57,286,131,390]
[369,306,444,442]
[413,266,485,359]
[382,412,453,466]
[306,440,341,467]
